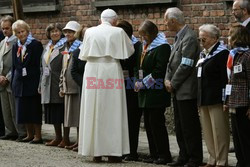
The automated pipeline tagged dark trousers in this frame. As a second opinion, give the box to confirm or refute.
[173,97,203,164]
[231,107,250,167]
[0,99,5,136]
[144,107,172,160]
[127,106,142,157]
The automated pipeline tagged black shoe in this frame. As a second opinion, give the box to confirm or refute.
[168,161,187,166]
[124,155,138,161]
[143,157,157,163]
[154,158,172,165]
[15,136,26,142]
[184,162,200,167]
[0,135,18,140]
[29,139,43,144]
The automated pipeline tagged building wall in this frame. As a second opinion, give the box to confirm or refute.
[5,0,234,45]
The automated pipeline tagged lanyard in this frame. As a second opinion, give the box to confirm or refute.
[45,45,54,65]
[140,44,149,68]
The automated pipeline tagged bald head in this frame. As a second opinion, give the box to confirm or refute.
[232,0,250,22]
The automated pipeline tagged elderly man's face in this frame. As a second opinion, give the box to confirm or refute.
[198,31,217,50]
[232,1,244,22]
[1,21,12,38]
[164,13,175,31]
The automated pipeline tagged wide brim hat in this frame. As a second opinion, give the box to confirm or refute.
[63,21,81,32]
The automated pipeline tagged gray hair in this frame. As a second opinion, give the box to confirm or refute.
[165,7,185,24]
[12,20,30,33]
[199,24,220,39]
[239,0,250,14]
[1,15,14,25]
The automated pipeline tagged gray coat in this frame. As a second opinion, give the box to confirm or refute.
[40,43,64,104]
[165,26,200,100]
[0,36,17,92]
[59,50,79,95]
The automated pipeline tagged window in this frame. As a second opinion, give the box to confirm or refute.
[0,0,60,14]
[94,0,177,7]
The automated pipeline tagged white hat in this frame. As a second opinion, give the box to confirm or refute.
[101,9,117,18]
[63,21,81,32]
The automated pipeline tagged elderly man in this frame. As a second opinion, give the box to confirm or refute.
[78,9,134,163]
[164,7,203,167]
[232,0,250,29]
[0,16,26,141]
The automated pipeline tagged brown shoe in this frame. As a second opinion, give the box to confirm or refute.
[108,156,122,163]
[65,143,78,150]
[93,156,102,163]
[57,140,70,148]
[45,139,61,146]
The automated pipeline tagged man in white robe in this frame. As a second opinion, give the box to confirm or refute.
[78,9,134,163]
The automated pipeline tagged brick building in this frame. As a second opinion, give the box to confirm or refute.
[0,0,235,45]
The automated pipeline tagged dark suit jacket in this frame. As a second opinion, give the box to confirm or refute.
[11,39,43,97]
[71,48,86,87]
[0,31,4,42]
[121,41,141,109]
[138,44,171,108]
[197,42,229,106]
[165,25,200,100]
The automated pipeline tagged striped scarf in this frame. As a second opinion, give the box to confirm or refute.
[17,33,34,57]
[48,37,67,49]
[227,47,249,79]
[196,41,228,67]
[143,32,168,52]
[68,39,82,53]
[131,35,139,45]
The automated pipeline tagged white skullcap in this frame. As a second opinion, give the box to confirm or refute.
[101,9,117,18]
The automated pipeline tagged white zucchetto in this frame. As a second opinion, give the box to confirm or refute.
[101,9,117,18]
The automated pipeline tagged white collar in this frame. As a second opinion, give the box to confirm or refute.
[242,17,250,27]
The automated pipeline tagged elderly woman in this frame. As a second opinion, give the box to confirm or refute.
[225,25,250,167]
[197,24,230,167]
[58,21,81,148]
[11,20,43,144]
[40,23,66,146]
[134,20,172,165]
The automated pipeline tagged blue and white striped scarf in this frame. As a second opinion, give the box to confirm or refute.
[68,39,82,53]
[48,37,67,49]
[131,35,139,45]
[143,32,168,52]
[17,33,34,57]
[196,41,228,67]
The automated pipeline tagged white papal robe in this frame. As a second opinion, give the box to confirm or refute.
[78,22,134,156]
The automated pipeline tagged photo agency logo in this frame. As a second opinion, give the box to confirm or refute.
[86,77,164,90]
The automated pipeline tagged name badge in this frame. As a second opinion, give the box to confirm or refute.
[234,64,242,74]
[139,70,143,79]
[197,67,202,78]
[225,84,232,95]
[44,67,50,76]
[22,68,27,76]
[123,70,129,78]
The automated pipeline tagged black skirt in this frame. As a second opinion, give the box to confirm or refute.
[44,103,64,124]
[16,96,42,124]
